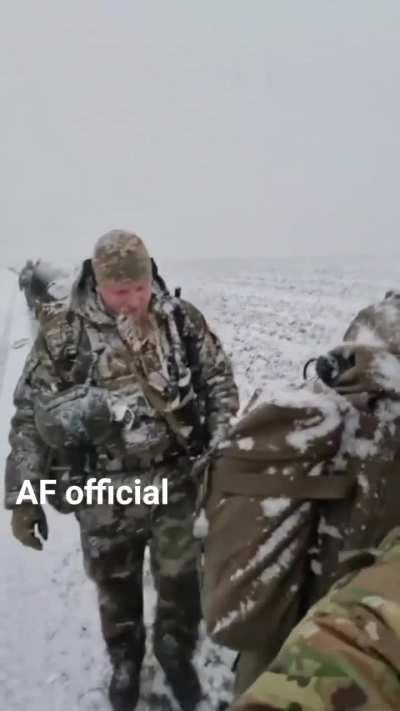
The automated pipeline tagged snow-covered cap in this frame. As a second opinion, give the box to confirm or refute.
[92,230,152,284]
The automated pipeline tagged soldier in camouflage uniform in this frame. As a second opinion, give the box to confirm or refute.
[5,231,239,711]
[233,526,400,710]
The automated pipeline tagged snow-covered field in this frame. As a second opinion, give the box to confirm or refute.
[1,255,399,711]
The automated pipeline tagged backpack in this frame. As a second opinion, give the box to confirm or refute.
[202,356,400,661]
[202,392,345,656]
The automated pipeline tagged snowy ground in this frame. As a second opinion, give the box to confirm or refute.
[0,255,399,711]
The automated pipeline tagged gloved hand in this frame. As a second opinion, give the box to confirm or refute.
[11,502,48,551]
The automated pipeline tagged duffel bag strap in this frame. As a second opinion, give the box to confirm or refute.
[213,469,355,500]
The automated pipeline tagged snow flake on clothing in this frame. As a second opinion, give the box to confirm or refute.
[230,504,311,583]
[272,387,344,454]
[260,497,291,518]
[212,598,256,635]
[318,517,343,540]
[236,437,255,451]
[372,350,400,394]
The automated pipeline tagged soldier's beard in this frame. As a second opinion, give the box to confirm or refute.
[121,308,152,337]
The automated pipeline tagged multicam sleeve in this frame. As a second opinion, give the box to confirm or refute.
[233,528,400,710]
[4,332,59,509]
[183,301,239,445]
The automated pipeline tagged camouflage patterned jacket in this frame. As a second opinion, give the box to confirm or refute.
[233,526,400,711]
[5,262,239,508]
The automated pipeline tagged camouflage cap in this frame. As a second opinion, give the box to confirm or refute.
[92,230,152,284]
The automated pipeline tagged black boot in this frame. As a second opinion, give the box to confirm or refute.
[154,640,203,711]
[165,659,203,710]
[108,656,141,711]
[108,631,145,711]
[153,569,202,710]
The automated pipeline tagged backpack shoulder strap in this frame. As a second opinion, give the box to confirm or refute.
[37,300,84,383]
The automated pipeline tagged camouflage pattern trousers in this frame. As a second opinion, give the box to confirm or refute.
[75,461,202,676]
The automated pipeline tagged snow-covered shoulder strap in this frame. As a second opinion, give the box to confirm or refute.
[36,300,84,383]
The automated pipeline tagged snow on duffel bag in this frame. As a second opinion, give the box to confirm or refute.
[202,389,348,658]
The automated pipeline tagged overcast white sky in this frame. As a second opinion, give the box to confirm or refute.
[1,1,400,265]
